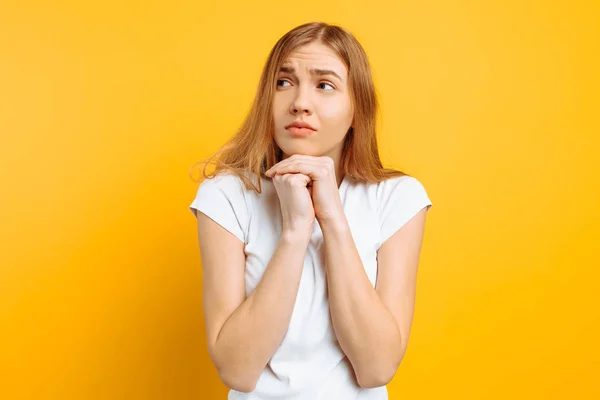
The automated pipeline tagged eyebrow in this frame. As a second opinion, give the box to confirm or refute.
[279,65,344,83]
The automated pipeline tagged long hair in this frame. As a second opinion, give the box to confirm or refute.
[189,21,406,193]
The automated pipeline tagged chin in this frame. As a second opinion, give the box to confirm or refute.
[280,146,322,158]
[276,139,318,157]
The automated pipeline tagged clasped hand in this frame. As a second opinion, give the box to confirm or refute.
[265,154,344,224]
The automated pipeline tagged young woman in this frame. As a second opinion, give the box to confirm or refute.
[189,21,433,400]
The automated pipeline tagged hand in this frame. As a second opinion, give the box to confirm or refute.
[270,172,315,233]
[265,155,344,222]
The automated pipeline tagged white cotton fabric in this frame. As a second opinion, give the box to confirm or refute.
[189,171,433,400]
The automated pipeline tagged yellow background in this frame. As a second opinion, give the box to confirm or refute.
[1,0,598,398]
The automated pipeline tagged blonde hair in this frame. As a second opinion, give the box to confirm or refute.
[189,21,407,193]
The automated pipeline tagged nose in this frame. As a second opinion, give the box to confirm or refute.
[289,85,313,115]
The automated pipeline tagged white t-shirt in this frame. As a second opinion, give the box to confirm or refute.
[189,171,433,400]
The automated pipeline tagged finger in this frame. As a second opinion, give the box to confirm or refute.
[268,162,328,181]
[274,172,312,189]
[266,155,326,174]
[266,157,330,177]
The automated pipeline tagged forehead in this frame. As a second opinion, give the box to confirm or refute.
[282,42,347,76]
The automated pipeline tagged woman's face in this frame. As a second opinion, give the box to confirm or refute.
[272,42,354,161]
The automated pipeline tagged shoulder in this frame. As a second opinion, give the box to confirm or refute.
[375,174,432,213]
[192,171,251,214]
[199,171,244,188]
[195,171,249,198]
[376,174,427,198]
[190,171,251,242]
[373,175,432,243]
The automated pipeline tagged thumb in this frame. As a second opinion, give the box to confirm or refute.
[298,173,311,187]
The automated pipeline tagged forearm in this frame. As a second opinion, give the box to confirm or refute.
[214,229,311,391]
[320,218,403,388]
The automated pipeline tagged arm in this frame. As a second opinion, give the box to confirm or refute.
[319,207,429,388]
[196,211,311,392]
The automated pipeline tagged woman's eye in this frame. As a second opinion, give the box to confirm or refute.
[276,79,335,91]
[318,82,335,90]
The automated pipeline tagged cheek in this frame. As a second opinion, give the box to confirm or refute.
[273,98,289,125]
[319,98,353,125]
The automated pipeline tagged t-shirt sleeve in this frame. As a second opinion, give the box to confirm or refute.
[189,173,248,244]
[377,175,433,244]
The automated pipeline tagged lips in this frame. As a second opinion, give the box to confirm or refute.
[287,126,316,137]
[285,120,316,137]
[285,120,316,131]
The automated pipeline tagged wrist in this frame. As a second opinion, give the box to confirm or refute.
[281,222,314,242]
[317,214,350,233]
